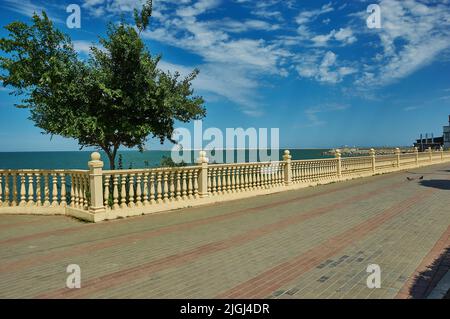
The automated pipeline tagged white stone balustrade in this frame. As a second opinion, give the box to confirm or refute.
[1,148,450,222]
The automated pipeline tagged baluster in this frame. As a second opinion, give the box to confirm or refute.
[60,173,66,207]
[207,169,212,195]
[43,173,50,207]
[27,173,34,206]
[0,172,3,207]
[218,168,224,194]
[181,170,187,200]
[51,173,58,207]
[104,174,111,209]
[11,172,18,207]
[143,172,149,206]
[211,168,217,195]
[226,167,231,193]
[80,175,86,209]
[187,170,193,199]
[120,174,128,209]
[175,171,181,201]
[235,167,241,192]
[230,166,236,193]
[193,170,199,198]
[18,173,25,206]
[33,173,40,206]
[156,171,163,203]
[113,174,119,210]
[120,174,127,209]
[261,165,266,188]
[76,174,82,209]
[3,173,9,206]
[222,167,228,194]
[128,174,135,208]
[256,166,261,189]
[136,173,142,207]
[84,175,89,210]
[73,174,81,208]
[249,166,254,190]
[241,166,246,191]
[70,174,77,208]
[279,163,283,185]
[169,171,175,201]
[150,171,156,204]
[163,171,169,203]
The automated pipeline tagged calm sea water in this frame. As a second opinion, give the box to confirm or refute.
[0,149,332,170]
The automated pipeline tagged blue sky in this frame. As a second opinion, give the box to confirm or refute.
[0,0,449,151]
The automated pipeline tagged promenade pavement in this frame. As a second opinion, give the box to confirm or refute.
[0,163,449,299]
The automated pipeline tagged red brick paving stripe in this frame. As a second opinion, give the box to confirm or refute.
[0,219,45,230]
[0,174,398,247]
[0,179,399,275]
[35,180,407,298]
[216,189,435,299]
[395,225,450,299]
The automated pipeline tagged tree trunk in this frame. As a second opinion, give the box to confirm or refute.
[102,146,118,170]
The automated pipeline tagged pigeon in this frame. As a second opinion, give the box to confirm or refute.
[406,176,424,181]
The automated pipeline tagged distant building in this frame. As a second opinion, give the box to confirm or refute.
[444,115,450,149]
[413,115,450,151]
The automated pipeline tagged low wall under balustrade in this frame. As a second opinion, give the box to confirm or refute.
[1,147,449,222]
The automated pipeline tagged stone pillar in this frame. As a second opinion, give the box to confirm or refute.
[197,150,209,198]
[414,147,419,166]
[395,148,401,168]
[440,146,444,161]
[428,147,432,163]
[283,150,292,186]
[335,149,342,179]
[88,152,105,214]
[370,148,376,173]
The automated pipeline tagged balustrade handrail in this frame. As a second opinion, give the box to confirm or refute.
[292,157,338,163]
[211,161,285,168]
[103,165,199,175]
[0,169,89,174]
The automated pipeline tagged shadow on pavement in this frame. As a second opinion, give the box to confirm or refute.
[419,180,450,190]
[409,247,450,299]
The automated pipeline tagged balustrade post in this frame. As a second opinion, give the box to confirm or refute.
[88,152,105,215]
[335,149,342,179]
[395,148,401,168]
[428,147,432,163]
[414,147,419,166]
[197,151,210,198]
[370,148,376,174]
[283,150,292,186]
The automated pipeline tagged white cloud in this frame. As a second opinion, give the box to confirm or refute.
[295,2,334,25]
[73,40,97,55]
[296,51,357,84]
[303,103,349,127]
[1,0,64,23]
[356,0,450,87]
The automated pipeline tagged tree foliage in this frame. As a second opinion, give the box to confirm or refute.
[0,0,205,169]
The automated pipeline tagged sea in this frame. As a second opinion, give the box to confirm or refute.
[0,149,333,170]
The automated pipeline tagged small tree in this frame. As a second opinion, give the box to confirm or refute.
[0,0,205,169]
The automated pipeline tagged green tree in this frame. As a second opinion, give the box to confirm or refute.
[159,155,187,168]
[0,0,205,169]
